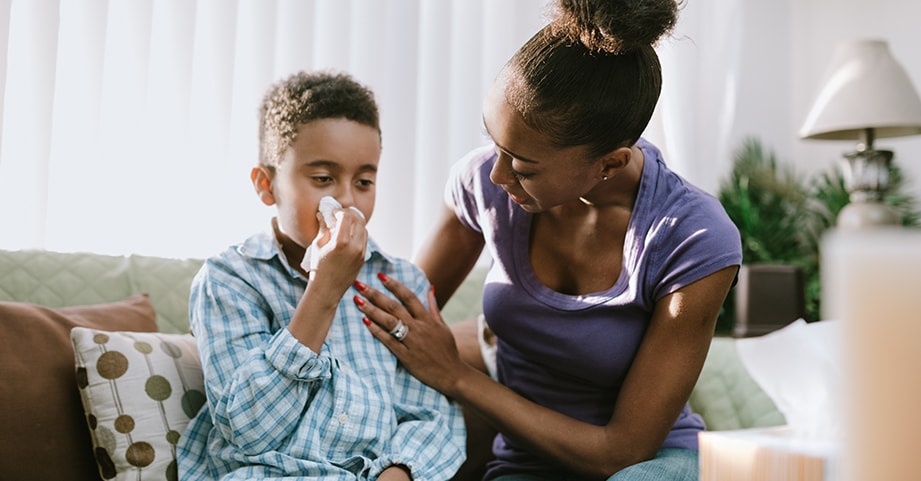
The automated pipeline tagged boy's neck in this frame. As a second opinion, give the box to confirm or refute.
[272,217,307,275]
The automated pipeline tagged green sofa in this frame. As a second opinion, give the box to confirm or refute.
[0,248,785,480]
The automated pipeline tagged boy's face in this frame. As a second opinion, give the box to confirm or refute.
[253,118,381,249]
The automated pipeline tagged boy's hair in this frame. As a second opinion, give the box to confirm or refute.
[258,70,380,169]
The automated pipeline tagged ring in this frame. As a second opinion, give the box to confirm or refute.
[389,319,409,341]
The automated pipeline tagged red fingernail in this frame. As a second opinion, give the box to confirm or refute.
[377,272,389,282]
[353,295,366,307]
[353,280,367,291]
[362,317,372,326]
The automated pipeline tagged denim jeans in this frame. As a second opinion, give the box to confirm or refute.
[490,448,698,481]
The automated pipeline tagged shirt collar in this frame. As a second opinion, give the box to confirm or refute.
[237,219,395,269]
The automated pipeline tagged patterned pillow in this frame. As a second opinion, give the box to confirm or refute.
[71,327,206,481]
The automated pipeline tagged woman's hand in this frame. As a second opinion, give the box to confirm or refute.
[353,273,471,396]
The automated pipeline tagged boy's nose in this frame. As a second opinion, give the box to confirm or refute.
[335,188,355,209]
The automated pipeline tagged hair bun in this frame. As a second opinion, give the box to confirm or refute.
[552,0,679,53]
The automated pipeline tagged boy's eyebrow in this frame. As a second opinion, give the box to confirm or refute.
[482,116,539,164]
[303,160,378,172]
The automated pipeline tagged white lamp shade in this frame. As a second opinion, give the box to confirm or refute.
[800,39,921,141]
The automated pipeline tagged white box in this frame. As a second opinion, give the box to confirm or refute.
[699,426,836,481]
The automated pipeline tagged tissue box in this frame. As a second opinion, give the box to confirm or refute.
[699,426,836,481]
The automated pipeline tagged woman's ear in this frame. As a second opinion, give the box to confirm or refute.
[598,146,632,181]
[251,166,276,206]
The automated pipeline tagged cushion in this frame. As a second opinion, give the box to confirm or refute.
[0,294,158,481]
[72,327,205,481]
[689,336,787,431]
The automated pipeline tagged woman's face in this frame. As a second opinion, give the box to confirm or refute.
[482,77,602,213]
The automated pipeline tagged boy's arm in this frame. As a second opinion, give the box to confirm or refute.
[192,258,331,454]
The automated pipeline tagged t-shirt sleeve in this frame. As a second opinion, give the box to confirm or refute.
[445,144,496,234]
[650,195,743,302]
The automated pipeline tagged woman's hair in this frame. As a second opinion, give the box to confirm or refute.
[258,70,380,168]
[502,0,679,158]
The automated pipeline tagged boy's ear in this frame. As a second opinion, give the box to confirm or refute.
[251,166,276,206]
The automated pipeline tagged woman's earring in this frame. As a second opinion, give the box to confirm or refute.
[602,175,608,181]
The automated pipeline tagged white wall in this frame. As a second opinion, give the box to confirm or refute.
[653,0,921,203]
[791,0,921,200]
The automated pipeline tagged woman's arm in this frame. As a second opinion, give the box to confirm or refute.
[415,203,494,481]
[413,204,485,309]
[355,265,738,478]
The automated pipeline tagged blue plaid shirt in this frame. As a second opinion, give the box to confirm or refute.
[177,228,466,480]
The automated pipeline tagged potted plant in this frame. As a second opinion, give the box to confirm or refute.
[716,137,919,335]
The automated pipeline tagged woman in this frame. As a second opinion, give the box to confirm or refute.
[353,1,741,479]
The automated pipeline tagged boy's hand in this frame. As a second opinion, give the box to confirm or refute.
[289,206,368,351]
[311,206,368,296]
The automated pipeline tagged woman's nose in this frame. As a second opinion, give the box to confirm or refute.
[489,153,515,186]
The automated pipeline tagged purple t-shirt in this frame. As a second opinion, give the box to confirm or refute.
[447,138,742,479]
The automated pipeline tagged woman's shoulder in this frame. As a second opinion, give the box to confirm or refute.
[449,143,497,181]
[635,142,740,243]
[446,144,505,225]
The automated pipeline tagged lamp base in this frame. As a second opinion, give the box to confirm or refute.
[837,201,900,229]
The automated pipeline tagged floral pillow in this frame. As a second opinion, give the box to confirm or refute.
[71,327,206,481]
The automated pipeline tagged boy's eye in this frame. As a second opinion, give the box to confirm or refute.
[357,178,375,187]
[312,176,333,183]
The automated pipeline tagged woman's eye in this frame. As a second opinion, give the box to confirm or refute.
[512,170,532,181]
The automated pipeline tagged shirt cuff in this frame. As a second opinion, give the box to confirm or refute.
[264,328,332,381]
[369,457,415,481]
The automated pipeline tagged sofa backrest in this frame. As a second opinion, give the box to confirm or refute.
[0,249,203,333]
[0,248,786,431]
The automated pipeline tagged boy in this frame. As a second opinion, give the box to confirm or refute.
[177,70,466,480]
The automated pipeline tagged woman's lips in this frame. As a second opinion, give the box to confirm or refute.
[505,191,529,205]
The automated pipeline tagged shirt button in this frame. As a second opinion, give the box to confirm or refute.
[338,413,349,425]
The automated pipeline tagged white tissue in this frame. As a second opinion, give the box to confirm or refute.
[317,196,340,228]
[301,196,369,278]
[735,319,845,445]
[317,195,365,227]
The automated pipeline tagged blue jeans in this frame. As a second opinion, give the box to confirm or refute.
[491,448,698,481]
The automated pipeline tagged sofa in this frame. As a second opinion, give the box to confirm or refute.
[0,248,785,481]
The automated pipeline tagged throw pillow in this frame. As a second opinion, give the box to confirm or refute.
[72,327,206,481]
[0,293,158,481]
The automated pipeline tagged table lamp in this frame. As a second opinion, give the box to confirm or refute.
[800,39,921,229]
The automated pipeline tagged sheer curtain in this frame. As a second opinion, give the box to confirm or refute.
[0,0,548,260]
[0,0,776,261]
[651,0,795,195]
